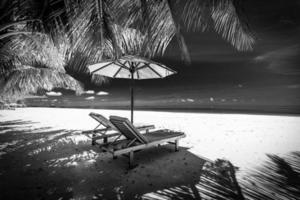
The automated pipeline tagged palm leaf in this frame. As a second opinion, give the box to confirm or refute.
[116,0,176,58]
[0,66,83,102]
[114,25,146,55]
[65,51,108,86]
[118,0,254,59]
[241,152,300,200]
[65,0,122,60]
[1,33,67,72]
[181,0,255,51]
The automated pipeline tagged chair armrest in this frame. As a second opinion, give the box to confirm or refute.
[82,128,110,135]
[92,132,121,140]
[136,125,155,132]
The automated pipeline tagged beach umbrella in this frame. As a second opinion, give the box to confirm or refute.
[88,55,176,123]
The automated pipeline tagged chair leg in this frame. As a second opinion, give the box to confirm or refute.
[175,140,179,151]
[129,151,134,168]
[92,133,96,145]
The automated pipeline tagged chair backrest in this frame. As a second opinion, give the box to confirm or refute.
[109,116,148,144]
[89,112,117,129]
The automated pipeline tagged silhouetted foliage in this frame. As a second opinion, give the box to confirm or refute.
[241,152,300,200]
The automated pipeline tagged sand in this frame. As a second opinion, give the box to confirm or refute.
[0,107,299,199]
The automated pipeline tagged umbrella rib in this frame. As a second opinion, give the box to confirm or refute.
[90,63,113,73]
[113,66,122,78]
[136,63,147,70]
[115,60,130,70]
[154,63,176,73]
[135,62,144,70]
[144,63,163,78]
[137,69,140,79]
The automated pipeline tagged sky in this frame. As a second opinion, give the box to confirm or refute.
[162,0,300,76]
[104,0,300,90]
[98,0,300,112]
[26,0,300,113]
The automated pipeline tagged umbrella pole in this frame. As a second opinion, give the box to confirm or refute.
[130,71,134,123]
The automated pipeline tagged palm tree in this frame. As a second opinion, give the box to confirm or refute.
[0,0,79,102]
[1,0,255,102]
[113,0,255,62]
[0,31,84,102]
[60,0,255,63]
[0,0,144,102]
[0,0,104,102]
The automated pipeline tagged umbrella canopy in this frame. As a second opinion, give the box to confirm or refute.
[88,55,176,80]
[88,55,176,122]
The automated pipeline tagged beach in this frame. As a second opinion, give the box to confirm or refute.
[1,107,299,199]
[1,0,300,199]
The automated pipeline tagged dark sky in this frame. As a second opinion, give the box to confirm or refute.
[157,0,300,83]
[104,0,300,113]
[26,0,300,112]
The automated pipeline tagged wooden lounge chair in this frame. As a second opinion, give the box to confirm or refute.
[82,112,155,145]
[104,115,186,168]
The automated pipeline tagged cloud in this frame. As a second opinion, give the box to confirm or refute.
[255,45,300,75]
[287,84,300,89]
[187,98,194,102]
[96,91,109,96]
[83,90,95,94]
[46,91,62,96]
[85,96,95,100]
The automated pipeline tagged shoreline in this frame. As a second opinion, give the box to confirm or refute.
[25,105,300,117]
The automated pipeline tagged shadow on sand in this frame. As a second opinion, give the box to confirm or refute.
[0,120,299,200]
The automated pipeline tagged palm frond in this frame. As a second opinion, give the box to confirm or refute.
[65,51,108,86]
[241,152,300,200]
[116,0,176,58]
[181,0,211,32]
[180,0,255,51]
[1,33,66,72]
[0,19,43,32]
[65,0,122,60]
[166,0,191,64]
[0,67,83,102]
[114,25,146,55]
[211,0,254,51]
